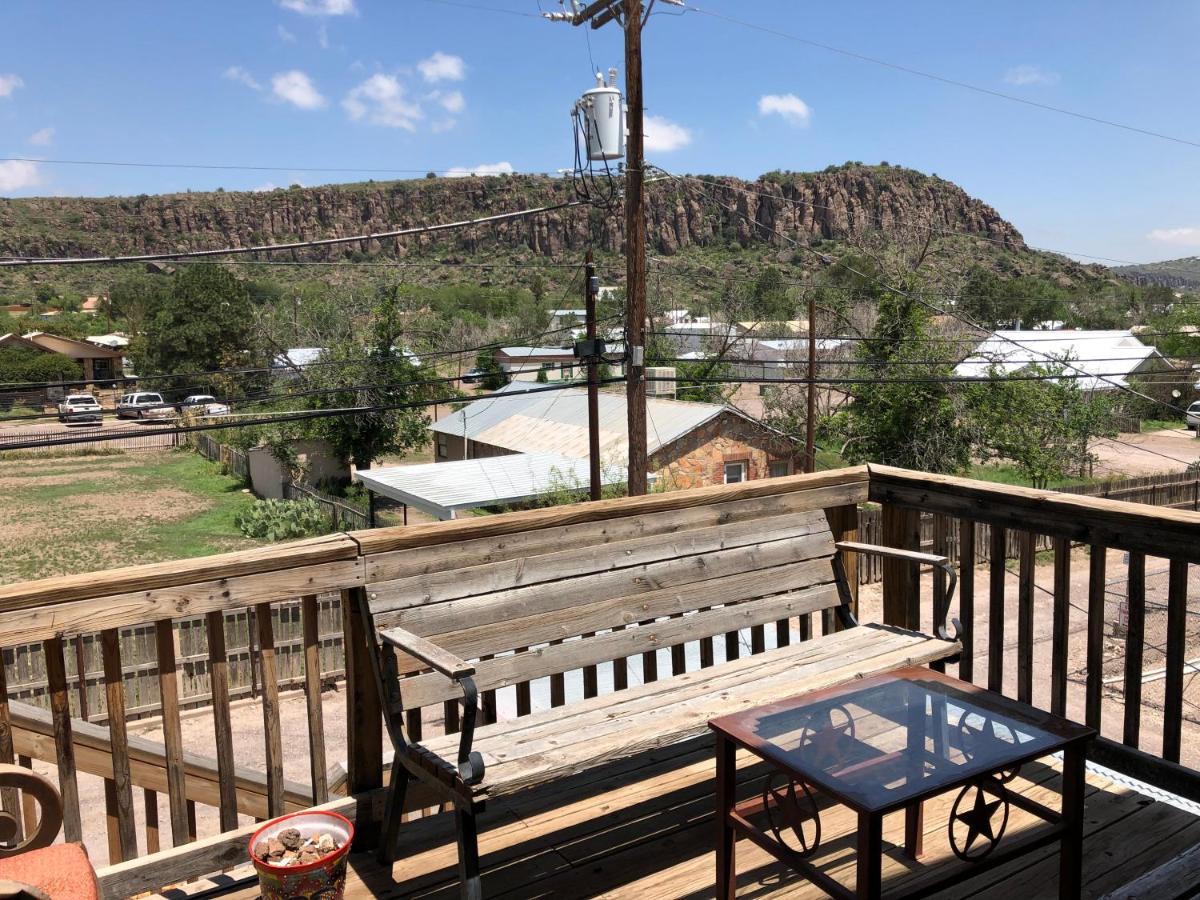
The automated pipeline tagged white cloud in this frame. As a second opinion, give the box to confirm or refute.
[343,74,422,129]
[277,25,297,42]
[224,65,263,91]
[418,51,466,83]
[643,115,692,152]
[278,0,355,15]
[1003,65,1060,86]
[445,161,514,177]
[0,74,23,99]
[431,119,457,134]
[317,23,330,49]
[1147,227,1200,247]
[435,90,465,113]
[0,160,41,192]
[757,93,812,127]
[271,70,326,109]
[27,127,54,146]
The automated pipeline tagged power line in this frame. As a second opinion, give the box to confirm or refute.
[0,200,586,267]
[685,5,1200,153]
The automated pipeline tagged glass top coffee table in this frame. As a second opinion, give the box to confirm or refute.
[709,666,1095,899]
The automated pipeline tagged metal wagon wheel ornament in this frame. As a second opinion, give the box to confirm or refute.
[956,714,1021,782]
[949,780,1009,862]
[762,773,821,857]
[798,703,856,771]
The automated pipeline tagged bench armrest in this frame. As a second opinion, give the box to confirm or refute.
[375,625,485,787]
[834,541,961,644]
[379,626,475,681]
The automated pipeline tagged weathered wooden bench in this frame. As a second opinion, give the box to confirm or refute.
[358,474,961,897]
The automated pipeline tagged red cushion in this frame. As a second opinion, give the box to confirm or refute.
[0,843,99,900]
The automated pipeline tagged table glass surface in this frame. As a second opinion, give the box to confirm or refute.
[711,669,1091,812]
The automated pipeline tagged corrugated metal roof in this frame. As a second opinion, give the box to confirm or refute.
[356,452,624,520]
[432,383,728,462]
[954,330,1164,391]
[498,346,575,358]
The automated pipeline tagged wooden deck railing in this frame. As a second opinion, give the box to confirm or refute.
[0,464,1196,897]
[868,463,1200,803]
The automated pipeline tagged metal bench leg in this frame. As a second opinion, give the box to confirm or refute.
[376,757,410,868]
[456,805,483,900]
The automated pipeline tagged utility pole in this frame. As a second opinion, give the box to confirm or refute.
[804,291,817,473]
[584,251,603,500]
[622,0,648,496]
[560,0,649,495]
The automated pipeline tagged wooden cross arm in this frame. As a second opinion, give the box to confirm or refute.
[379,627,475,681]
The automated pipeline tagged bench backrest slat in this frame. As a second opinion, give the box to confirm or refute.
[396,581,838,709]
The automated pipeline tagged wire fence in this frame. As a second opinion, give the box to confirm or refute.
[283,479,370,531]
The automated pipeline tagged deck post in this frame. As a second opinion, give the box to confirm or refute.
[880,503,920,630]
[343,586,383,847]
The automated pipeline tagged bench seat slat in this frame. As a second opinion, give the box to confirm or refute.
[421,624,959,797]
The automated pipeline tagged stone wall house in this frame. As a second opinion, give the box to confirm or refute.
[649,409,799,491]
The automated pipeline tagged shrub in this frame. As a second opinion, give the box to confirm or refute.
[234,498,330,541]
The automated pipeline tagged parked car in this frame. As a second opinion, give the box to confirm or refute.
[1187,400,1200,431]
[116,391,171,420]
[178,394,230,416]
[461,368,486,385]
[57,393,103,425]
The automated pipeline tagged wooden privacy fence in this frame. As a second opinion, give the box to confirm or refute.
[855,471,1200,585]
[2,598,345,721]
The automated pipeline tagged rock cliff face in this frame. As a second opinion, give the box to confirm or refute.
[0,164,1024,263]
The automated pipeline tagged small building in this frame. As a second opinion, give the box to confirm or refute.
[13,331,124,383]
[954,330,1168,391]
[661,321,744,355]
[547,309,587,332]
[432,382,798,491]
[81,296,105,316]
[495,346,579,381]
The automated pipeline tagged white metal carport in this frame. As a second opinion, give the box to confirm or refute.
[355,452,625,521]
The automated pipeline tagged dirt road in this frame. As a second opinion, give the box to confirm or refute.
[1092,427,1200,476]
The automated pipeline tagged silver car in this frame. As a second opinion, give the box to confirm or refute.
[116,391,171,420]
[1187,400,1200,431]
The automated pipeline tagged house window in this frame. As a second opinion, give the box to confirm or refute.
[723,461,747,484]
[768,460,791,478]
[436,434,448,459]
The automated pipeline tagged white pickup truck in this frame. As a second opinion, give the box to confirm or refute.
[57,393,103,425]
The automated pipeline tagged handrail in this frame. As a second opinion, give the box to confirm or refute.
[868,464,1200,562]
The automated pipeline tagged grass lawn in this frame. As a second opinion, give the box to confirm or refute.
[0,448,262,585]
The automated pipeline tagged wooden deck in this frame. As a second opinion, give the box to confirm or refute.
[207,739,1200,899]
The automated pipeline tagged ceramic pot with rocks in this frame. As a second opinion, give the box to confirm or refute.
[249,811,354,900]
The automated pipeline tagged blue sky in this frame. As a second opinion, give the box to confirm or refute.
[1,0,1198,264]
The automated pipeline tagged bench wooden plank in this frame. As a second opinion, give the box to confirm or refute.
[371,510,830,609]
[378,531,835,635]
[408,557,836,669]
[399,584,842,710]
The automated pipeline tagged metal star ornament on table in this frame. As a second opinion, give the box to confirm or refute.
[949,784,1009,861]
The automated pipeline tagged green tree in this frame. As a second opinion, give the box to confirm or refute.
[108,274,168,336]
[473,350,509,390]
[838,280,970,473]
[965,361,1115,487]
[303,287,434,470]
[130,265,259,393]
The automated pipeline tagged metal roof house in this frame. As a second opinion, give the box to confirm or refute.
[431,382,799,493]
[953,330,1169,391]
